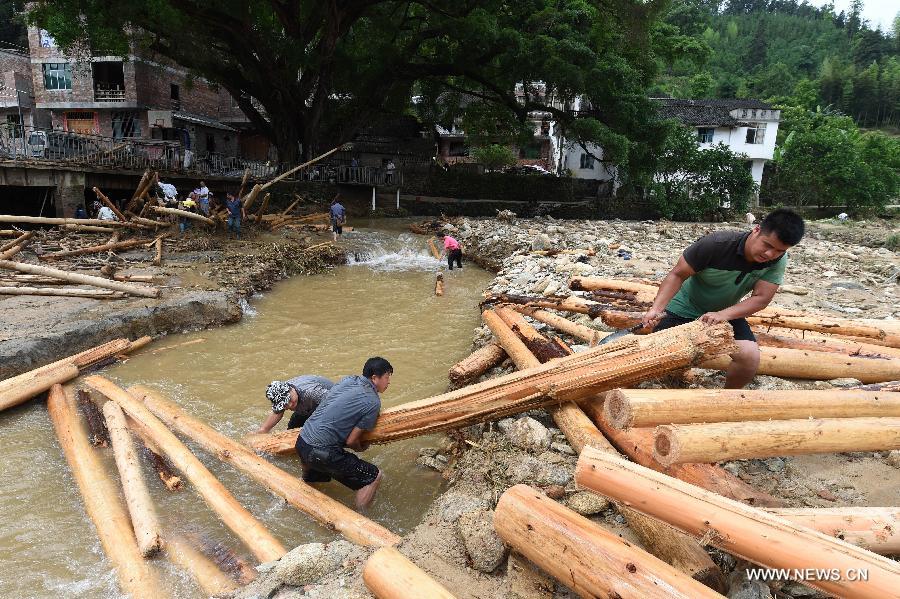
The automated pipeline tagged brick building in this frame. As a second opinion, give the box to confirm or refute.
[0,43,46,134]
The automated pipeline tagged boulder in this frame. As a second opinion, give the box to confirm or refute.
[458,509,507,573]
[436,491,491,523]
[531,234,552,251]
[506,416,551,451]
[270,540,358,587]
[565,491,610,516]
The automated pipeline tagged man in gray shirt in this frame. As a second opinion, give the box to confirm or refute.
[257,375,334,434]
[296,357,392,509]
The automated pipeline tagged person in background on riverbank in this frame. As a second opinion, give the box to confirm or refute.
[439,231,463,270]
[329,196,346,242]
[257,375,335,433]
[296,357,392,510]
[226,192,245,238]
[97,204,117,221]
[641,208,805,388]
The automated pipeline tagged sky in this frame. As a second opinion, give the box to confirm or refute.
[810,0,898,32]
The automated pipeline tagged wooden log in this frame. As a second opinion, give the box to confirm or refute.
[0,215,137,228]
[237,168,251,199]
[363,547,458,599]
[494,485,724,599]
[575,447,900,599]
[427,237,441,259]
[0,362,79,412]
[152,238,162,267]
[62,224,120,234]
[259,142,351,191]
[164,535,240,596]
[653,417,900,465]
[487,308,724,591]
[136,436,183,491]
[241,184,262,212]
[244,321,737,454]
[448,343,507,385]
[92,187,127,221]
[112,274,156,283]
[150,205,215,226]
[0,286,125,298]
[768,507,900,555]
[0,229,21,237]
[0,260,160,298]
[509,305,604,344]
[129,216,168,228]
[0,243,24,260]
[103,401,163,557]
[129,384,401,548]
[280,196,301,216]
[77,389,110,446]
[0,230,33,253]
[189,532,257,584]
[568,276,658,303]
[253,194,270,223]
[605,388,900,429]
[485,292,603,318]
[580,399,784,507]
[748,313,898,345]
[435,272,444,296]
[702,347,900,383]
[494,306,569,362]
[47,385,161,599]
[753,330,900,360]
[85,376,287,563]
[130,170,150,201]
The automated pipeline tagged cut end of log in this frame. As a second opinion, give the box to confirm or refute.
[654,427,676,466]
[602,389,632,430]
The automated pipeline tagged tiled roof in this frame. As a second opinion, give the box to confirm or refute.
[652,98,774,127]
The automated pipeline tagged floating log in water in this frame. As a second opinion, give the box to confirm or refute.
[494,485,724,599]
[244,321,737,454]
[701,348,900,383]
[164,535,240,596]
[77,390,110,446]
[191,532,257,584]
[447,344,507,386]
[40,238,149,262]
[575,447,900,599]
[363,547,458,599]
[767,507,900,556]
[0,362,79,412]
[604,388,900,429]
[85,376,287,563]
[0,260,160,298]
[0,286,125,299]
[47,385,162,599]
[129,384,401,548]
[103,401,163,557]
[435,272,444,296]
[150,206,215,226]
[137,438,183,491]
[653,417,900,466]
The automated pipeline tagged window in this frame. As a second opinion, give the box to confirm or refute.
[697,128,714,144]
[42,63,72,90]
[206,133,216,152]
[579,152,594,169]
[170,84,180,110]
[745,122,766,144]
[5,114,23,136]
[448,141,469,157]
[111,112,141,139]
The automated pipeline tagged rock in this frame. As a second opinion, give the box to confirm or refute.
[531,234,552,251]
[550,441,575,456]
[458,509,507,573]
[778,284,810,295]
[541,281,560,297]
[723,462,742,476]
[829,280,865,290]
[535,463,572,486]
[566,491,610,515]
[827,377,862,388]
[542,485,565,499]
[271,540,357,586]
[419,447,438,458]
[764,457,785,472]
[506,416,552,451]
[780,581,822,597]
[436,491,491,523]
[497,418,516,434]
[726,570,774,599]
[506,455,541,484]
[885,450,900,469]
[417,455,446,471]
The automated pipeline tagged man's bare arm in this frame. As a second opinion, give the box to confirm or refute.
[700,279,779,324]
[256,411,284,434]
[345,426,370,451]
[642,256,696,327]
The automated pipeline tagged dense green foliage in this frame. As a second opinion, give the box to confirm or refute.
[471,144,517,171]
[657,0,900,128]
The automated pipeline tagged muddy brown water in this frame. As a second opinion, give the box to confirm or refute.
[0,223,493,597]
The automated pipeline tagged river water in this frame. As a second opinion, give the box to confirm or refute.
[0,222,493,598]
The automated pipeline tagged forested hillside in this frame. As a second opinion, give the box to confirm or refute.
[657,0,899,128]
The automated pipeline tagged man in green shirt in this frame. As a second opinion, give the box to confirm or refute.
[642,208,806,388]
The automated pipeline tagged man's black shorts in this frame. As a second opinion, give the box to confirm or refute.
[332,221,343,235]
[296,436,379,490]
[654,311,756,342]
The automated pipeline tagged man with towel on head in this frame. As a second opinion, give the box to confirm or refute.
[256,375,334,433]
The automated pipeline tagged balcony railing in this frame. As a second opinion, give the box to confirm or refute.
[94,87,127,102]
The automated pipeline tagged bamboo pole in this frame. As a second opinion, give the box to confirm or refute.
[102,401,163,557]
[0,286,125,298]
[768,508,900,555]
[150,206,215,226]
[39,238,150,262]
[363,547,458,599]
[0,230,33,253]
[0,261,160,298]
[494,485,724,599]
[243,321,736,453]
[47,385,162,599]
[604,388,900,429]
[575,447,900,599]
[701,348,900,383]
[93,187,127,221]
[0,215,136,227]
[653,417,900,465]
[509,305,604,344]
[129,384,401,548]
[0,362,79,412]
[448,343,507,385]
[164,535,240,596]
[435,272,444,296]
[85,376,287,563]
[485,308,724,590]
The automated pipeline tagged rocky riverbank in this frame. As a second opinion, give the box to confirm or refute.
[237,214,899,599]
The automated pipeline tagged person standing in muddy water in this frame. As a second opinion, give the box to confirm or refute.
[329,195,346,242]
[296,357,391,510]
[438,231,463,270]
[641,208,805,389]
[256,375,335,434]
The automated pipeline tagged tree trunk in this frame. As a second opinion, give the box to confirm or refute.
[0,362,79,412]
[47,385,162,599]
[653,417,900,465]
[494,485,724,599]
[153,238,163,267]
[164,535,240,596]
[575,447,900,599]
[0,260,160,298]
[568,276,658,302]
[92,187,127,221]
[363,547,458,599]
[150,206,215,226]
[747,313,899,345]
[767,507,900,555]
[40,238,149,262]
[701,348,900,383]
[85,376,287,563]
[128,384,400,548]
[604,388,900,429]
[0,230,33,253]
[509,305,604,344]
[484,293,603,318]
[448,343,508,385]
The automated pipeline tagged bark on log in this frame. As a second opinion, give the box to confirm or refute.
[568,277,658,303]
[47,385,162,599]
[0,286,125,298]
[244,321,737,453]
[768,507,900,555]
[484,293,603,318]
[702,348,900,383]
[136,437,183,491]
[494,307,569,362]
[435,272,444,296]
[580,399,784,507]
[152,238,162,267]
[363,547,458,599]
[494,485,724,599]
[509,305,604,344]
[0,260,160,297]
[653,417,900,465]
[85,376,287,563]
[575,447,900,599]
[448,343,507,385]
[0,362,79,412]
[150,206,215,226]
[164,535,239,596]
[40,238,149,262]
[853,380,900,392]
[753,330,900,360]
[92,187,127,221]
[103,401,163,557]
[747,313,898,345]
[129,384,401,548]
[62,224,120,233]
[0,230,33,253]
[605,388,900,429]
[77,389,110,446]
[0,215,136,227]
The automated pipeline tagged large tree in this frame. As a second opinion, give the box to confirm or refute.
[28,0,679,177]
